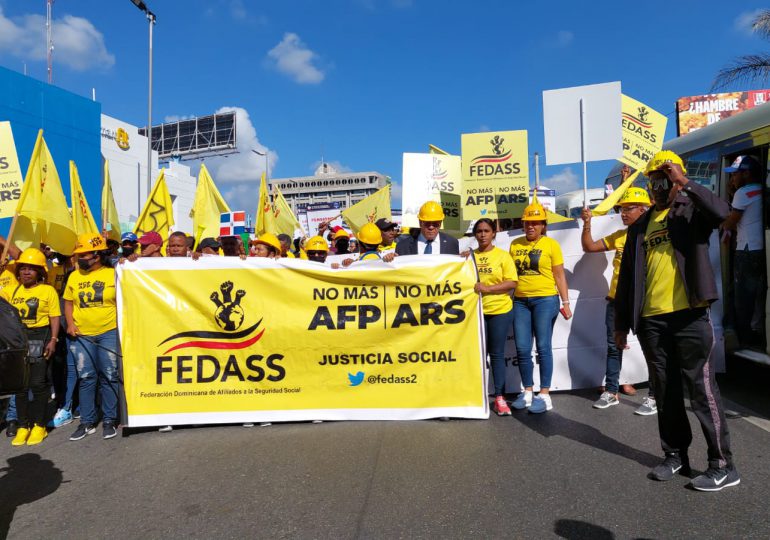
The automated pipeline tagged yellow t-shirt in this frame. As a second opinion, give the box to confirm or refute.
[285,251,296,259]
[47,263,67,296]
[0,262,18,293]
[642,209,690,316]
[602,229,627,300]
[63,266,117,335]
[379,242,397,252]
[0,283,61,328]
[510,236,564,297]
[359,251,381,261]
[475,246,518,315]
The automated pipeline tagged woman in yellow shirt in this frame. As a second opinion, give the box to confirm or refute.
[1,248,61,446]
[63,234,120,441]
[472,219,517,416]
[509,202,571,414]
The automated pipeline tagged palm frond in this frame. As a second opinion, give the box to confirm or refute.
[752,10,770,40]
[711,53,770,91]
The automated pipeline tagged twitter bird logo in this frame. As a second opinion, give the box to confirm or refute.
[348,371,365,386]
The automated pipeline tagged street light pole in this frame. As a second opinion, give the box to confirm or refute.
[130,1,156,196]
[252,149,269,180]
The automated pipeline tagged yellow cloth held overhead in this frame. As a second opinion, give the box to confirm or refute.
[592,171,641,216]
[134,170,175,242]
[256,172,274,236]
[102,160,122,242]
[428,144,449,155]
[272,184,304,237]
[191,163,231,247]
[70,161,100,236]
[341,185,391,233]
[12,130,77,254]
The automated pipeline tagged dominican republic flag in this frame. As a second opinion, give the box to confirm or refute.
[220,211,247,237]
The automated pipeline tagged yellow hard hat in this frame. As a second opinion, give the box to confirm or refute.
[401,226,410,235]
[16,248,47,268]
[73,233,107,254]
[521,202,547,222]
[644,150,687,177]
[357,223,383,245]
[305,236,329,252]
[619,187,651,206]
[254,233,282,253]
[333,229,350,240]
[417,201,445,221]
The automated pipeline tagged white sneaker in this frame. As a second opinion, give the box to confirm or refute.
[529,394,553,414]
[512,391,533,410]
[634,396,658,416]
[158,425,173,432]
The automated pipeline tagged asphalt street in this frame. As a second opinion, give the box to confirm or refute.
[1,361,769,539]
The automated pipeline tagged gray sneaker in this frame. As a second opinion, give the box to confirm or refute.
[635,396,658,416]
[691,465,741,492]
[593,391,619,409]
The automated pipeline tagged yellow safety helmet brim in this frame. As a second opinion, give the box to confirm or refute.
[417,201,445,221]
[644,150,687,177]
[16,248,47,268]
[73,233,107,254]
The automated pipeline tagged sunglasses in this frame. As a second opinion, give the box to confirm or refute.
[648,176,671,190]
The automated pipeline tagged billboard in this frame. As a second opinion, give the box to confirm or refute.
[140,112,237,160]
[677,90,770,135]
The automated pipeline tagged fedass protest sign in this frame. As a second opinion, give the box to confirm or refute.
[117,256,487,426]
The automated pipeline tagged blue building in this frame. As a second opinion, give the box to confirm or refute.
[0,65,102,237]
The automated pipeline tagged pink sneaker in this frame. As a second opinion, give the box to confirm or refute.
[494,395,512,416]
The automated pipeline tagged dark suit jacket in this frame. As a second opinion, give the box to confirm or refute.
[395,232,459,256]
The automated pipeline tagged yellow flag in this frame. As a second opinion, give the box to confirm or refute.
[256,172,273,235]
[70,161,100,235]
[591,171,641,216]
[102,160,122,242]
[12,130,77,254]
[428,144,449,155]
[341,185,391,233]
[272,183,303,237]
[134,169,175,241]
[191,163,231,245]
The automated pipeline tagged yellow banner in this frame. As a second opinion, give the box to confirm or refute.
[620,95,667,171]
[341,184,391,233]
[0,121,23,219]
[461,130,529,219]
[117,257,487,425]
[134,169,175,241]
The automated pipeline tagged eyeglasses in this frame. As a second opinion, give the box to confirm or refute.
[648,176,671,190]
[619,205,640,214]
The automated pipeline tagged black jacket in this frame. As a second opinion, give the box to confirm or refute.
[395,232,459,256]
[615,181,729,334]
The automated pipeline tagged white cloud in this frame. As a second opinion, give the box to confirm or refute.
[0,8,114,71]
[542,167,580,194]
[734,9,764,35]
[267,32,325,84]
[554,30,574,47]
[309,160,352,174]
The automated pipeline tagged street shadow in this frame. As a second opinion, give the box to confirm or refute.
[516,412,660,468]
[0,454,63,539]
[554,519,614,540]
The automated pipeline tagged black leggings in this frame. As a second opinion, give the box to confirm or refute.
[16,327,50,428]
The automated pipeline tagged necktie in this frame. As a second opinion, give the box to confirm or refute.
[424,240,433,254]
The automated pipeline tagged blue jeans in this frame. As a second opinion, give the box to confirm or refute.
[484,307,514,396]
[63,340,78,411]
[513,295,560,389]
[69,329,120,425]
[5,395,16,421]
[604,299,623,394]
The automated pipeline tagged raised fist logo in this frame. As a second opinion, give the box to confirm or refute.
[490,135,506,156]
[637,106,649,123]
[91,281,105,305]
[210,281,246,331]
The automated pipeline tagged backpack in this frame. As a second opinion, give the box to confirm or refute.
[0,296,28,397]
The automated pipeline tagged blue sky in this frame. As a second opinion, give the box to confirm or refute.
[1,0,769,212]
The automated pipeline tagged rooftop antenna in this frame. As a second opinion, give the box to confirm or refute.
[46,0,54,84]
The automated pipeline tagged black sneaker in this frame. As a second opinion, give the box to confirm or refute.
[650,453,691,481]
[5,420,18,438]
[69,423,96,441]
[102,422,118,440]
[691,465,741,492]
